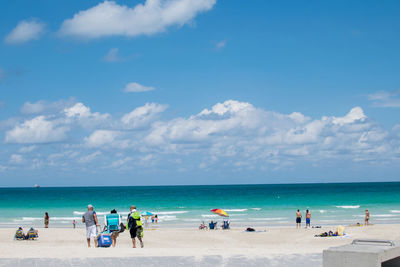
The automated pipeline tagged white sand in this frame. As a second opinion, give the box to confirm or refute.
[0,224,399,259]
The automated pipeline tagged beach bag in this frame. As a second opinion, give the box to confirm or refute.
[246,227,255,232]
[97,233,112,247]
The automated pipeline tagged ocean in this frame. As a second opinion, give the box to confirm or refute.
[1,182,399,228]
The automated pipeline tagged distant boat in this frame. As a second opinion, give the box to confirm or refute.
[34,184,40,188]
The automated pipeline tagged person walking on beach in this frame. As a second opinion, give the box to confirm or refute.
[305,210,311,228]
[296,210,302,228]
[127,205,144,248]
[82,204,99,247]
[105,209,121,247]
[44,212,49,228]
[365,209,370,226]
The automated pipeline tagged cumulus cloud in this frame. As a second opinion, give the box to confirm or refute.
[121,103,168,129]
[59,0,216,39]
[2,99,399,174]
[368,90,400,108]
[5,19,45,44]
[123,82,155,93]
[5,116,69,144]
[84,130,120,147]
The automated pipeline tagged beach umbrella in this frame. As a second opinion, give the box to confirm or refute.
[210,209,229,217]
[141,211,153,216]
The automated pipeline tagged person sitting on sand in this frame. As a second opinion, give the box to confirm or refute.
[305,210,311,228]
[365,209,370,226]
[14,227,25,240]
[296,210,302,228]
[82,204,99,247]
[127,205,144,248]
[26,227,39,240]
[105,209,121,247]
[199,221,207,230]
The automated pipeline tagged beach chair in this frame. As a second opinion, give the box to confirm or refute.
[222,220,230,230]
[209,221,217,230]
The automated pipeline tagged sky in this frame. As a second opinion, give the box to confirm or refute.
[0,0,400,187]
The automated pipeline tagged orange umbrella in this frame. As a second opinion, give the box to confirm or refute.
[210,209,229,217]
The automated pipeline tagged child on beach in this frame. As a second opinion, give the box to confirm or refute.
[72,219,76,229]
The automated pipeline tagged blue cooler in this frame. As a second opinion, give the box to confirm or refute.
[97,233,112,247]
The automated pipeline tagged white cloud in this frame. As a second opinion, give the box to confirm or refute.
[79,151,102,163]
[5,19,45,44]
[332,107,366,125]
[215,40,226,49]
[111,157,133,168]
[18,145,37,153]
[368,90,400,108]
[123,82,155,93]
[121,103,168,129]
[21,99,75,114]
[2,99,399,174]
[58,0,216,39]
[5,116,69,144]
[103,48,122,62]
[84,130,120,148]
[64,103,110,126]
[9,154,23,164]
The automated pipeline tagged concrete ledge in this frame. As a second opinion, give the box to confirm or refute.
[323,239,400,267]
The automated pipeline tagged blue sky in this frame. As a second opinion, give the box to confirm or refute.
[1,0,400,186]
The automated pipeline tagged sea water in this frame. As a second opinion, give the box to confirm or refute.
[1,182,400,228]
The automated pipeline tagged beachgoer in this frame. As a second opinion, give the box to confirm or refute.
[151,215,155,223]
[73,219,76,229]
[306,210,311,228]
[296,210,302,228]
[44,212,49,228]
[155,215,158,223]
[82,204,99,247]
[365,209,370,226]
[105,209,121,247]
[127,205,144,248]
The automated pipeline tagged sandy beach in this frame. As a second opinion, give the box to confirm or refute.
[1,224,398,260]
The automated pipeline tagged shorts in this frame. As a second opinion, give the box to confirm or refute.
[130,227,143,238]
[306,218,310,224]
[86,225,97,239]
[296,217,301,224]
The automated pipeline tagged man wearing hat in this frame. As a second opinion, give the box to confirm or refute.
[82,204,99,247]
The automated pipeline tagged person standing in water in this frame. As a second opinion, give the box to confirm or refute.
[296,210,302,229]
[305,210,311,228]
[44,212,49,228]
[365,209,370,226]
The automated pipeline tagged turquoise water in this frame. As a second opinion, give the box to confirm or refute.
[1,182,400,228]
